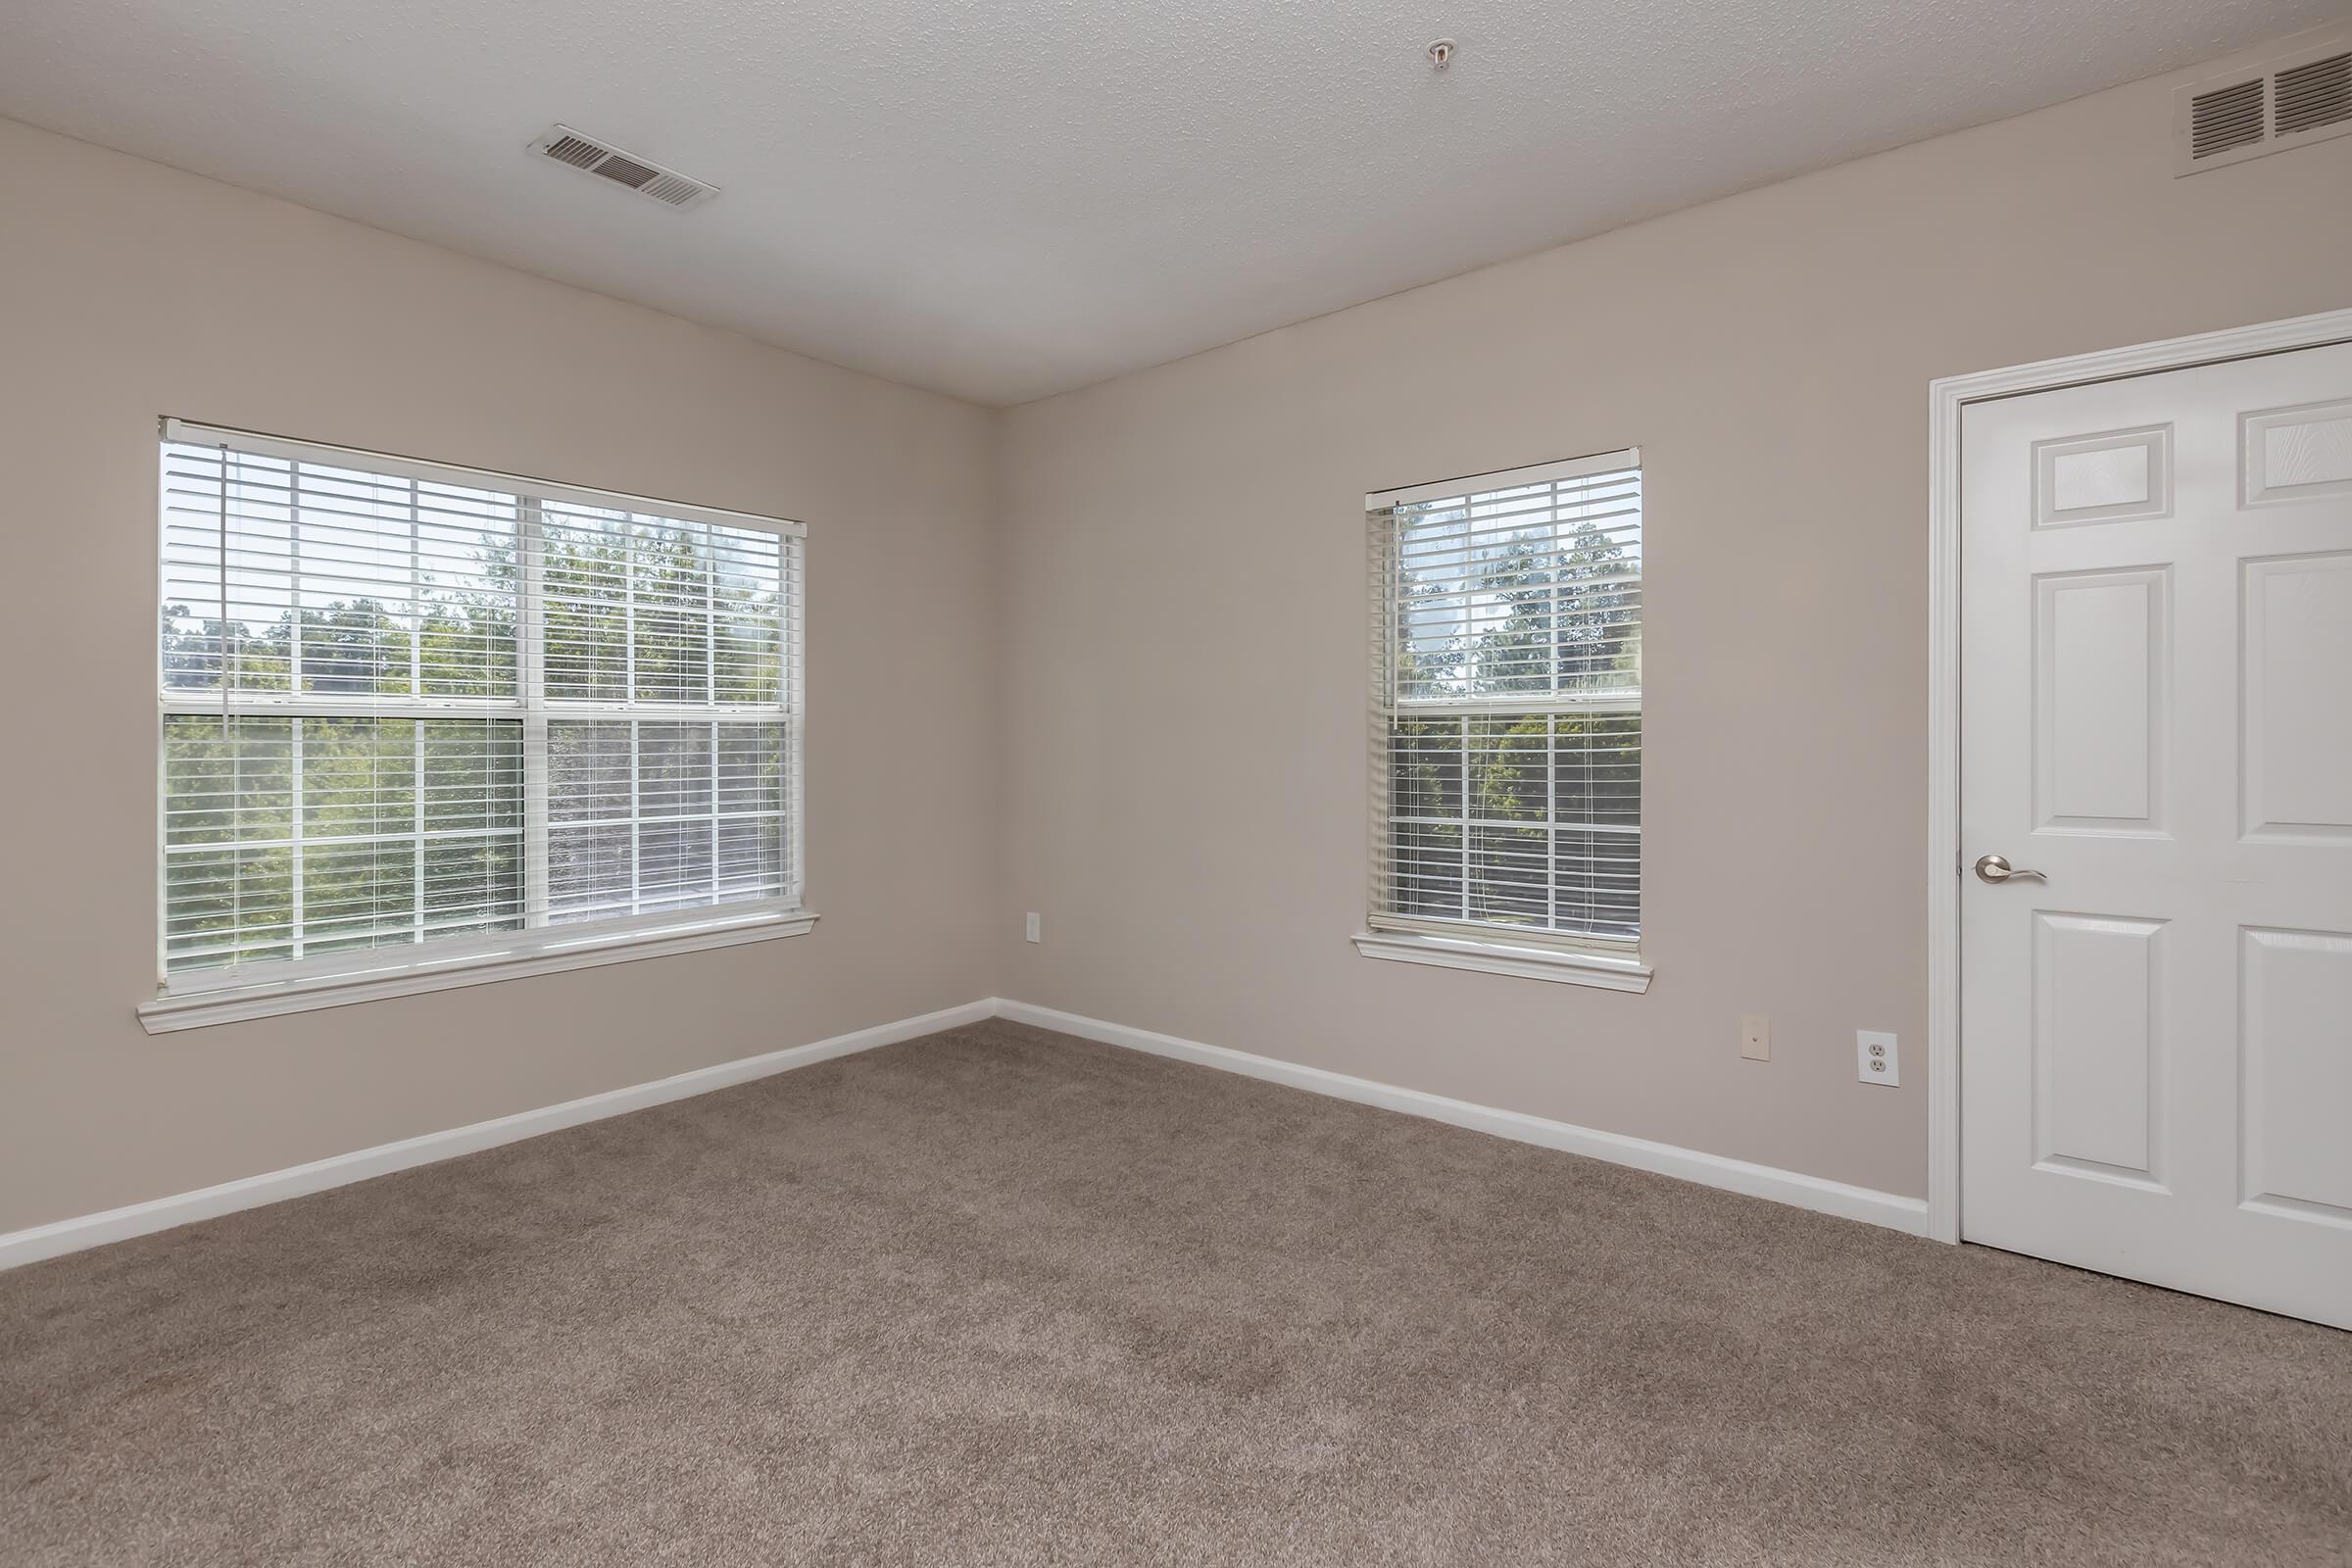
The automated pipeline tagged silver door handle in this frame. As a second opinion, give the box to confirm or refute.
[1974,854,2047,884]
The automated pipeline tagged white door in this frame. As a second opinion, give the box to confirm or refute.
[1961,338,2352,1329]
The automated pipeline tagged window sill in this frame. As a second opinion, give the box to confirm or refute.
[1351,930,1653,993]
[138,908,820,1035]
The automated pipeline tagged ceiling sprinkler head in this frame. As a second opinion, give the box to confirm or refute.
[1427,38,1456,72]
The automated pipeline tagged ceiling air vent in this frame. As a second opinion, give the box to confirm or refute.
[527,124,717,209]
[2175,24,2352,175]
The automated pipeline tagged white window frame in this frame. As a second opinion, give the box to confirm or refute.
[1353,448,1652,993]
[139,420,814,1034]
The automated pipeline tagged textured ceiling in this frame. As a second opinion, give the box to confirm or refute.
[0,1,2330,405]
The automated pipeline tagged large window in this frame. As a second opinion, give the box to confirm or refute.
[153,421,805,1016]
[1362,450,1643,983]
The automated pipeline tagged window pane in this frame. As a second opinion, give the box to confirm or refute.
[1468,714,1548,825]
[1556,829,1642,940]
[1389,819,1463,921]
[547,818,636,924]
[1390,716,1462,820]
[423,721,524,833]
[548,718,634,822]
[164,715,296,970]
[159,445,518,702]
[539,505,769,706]
[637,721,715,911]
[713,525,785,704]
[716,724,783,815]
[423,838,525,939]
[540,511,631,700]
[546,717,788,924]
[637,721,713,818]
[303,839,421,954]
[420,722,526,940]
[303,716,416,840]
[165,846,295,969]
[1390,468,1641,703]
[164,714,294,849]
[548,719,635,922]
[629,522,712,704]
[638,816,715,911]
[716,815,783,899]
[162,714,523,972]
[1468,822,1548,926]
[716,723,788,899]
[416,485,520,697]
[1553,714,1641,829]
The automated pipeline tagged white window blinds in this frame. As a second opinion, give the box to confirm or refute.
[157,421,805,986]
[1366,450,1642,950]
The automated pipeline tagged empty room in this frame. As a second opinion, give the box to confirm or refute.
[2,0,2348,1561]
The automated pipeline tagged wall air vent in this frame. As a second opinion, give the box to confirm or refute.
[527,124,717,209]
[2187,77,2266,162]
[2275,50,2352,138]
[2175,24,2352,175]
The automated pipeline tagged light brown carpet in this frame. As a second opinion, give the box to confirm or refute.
[3,1019,2347,1566]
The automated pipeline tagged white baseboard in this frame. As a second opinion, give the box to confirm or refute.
[0,999,997,1271]
[992,999,1932,1238]
[4,994,1928,1271]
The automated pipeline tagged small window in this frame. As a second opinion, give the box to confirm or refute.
[1361,450,1643,980]
[155,422,805,1001]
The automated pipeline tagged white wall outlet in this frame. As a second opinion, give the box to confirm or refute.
[1024,911,1042,944]
[1857,1030,1899,1086]
[1740,1014,1771,1061]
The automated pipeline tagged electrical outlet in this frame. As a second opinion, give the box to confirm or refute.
[1857,1031,1899,1087]
[1024,911,1042,944]
[1740,1014,1771,1061]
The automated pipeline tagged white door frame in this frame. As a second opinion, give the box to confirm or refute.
[1924,306,2352,1245]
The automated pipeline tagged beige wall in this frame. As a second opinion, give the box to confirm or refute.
[0,118,1001,1232]
[6,57,2347,1237]
[995,68,2352,1199]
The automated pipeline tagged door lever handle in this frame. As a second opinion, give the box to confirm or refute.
[1974,854,2047,885]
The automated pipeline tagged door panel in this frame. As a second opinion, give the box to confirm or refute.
[2034,568,2167,832]
[2239,926,2352,1222]
[2241,551,2352,840]
[2243,399,2352,504]
[1961,338,2352,1329]
[2034,424,2173,527]
[2032,911,2163,1182]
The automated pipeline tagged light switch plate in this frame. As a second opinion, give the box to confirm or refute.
[1857,1030,1899,1086]
[1024,911,1042,944]
[1740,1014,1771,1061]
